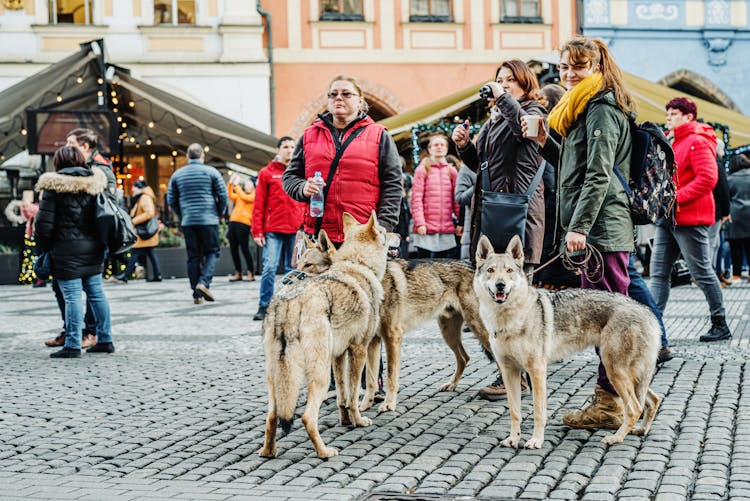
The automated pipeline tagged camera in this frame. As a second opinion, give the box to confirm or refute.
[479,85,495,101]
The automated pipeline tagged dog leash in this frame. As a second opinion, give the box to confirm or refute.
[527,243,604,284]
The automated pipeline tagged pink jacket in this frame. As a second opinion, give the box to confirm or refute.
[411,162,459,234]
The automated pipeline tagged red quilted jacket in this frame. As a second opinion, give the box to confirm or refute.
[672,120,718,226]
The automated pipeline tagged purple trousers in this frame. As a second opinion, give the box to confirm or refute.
[580,251,630,396]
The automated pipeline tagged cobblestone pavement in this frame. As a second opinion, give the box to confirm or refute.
[1,273,749,501]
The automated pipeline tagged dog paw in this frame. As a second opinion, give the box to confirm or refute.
[355,416,372,427]
[501,436,519,449]
[631,427,646,436]
[258,446,277,458]
[378,400,396,413]
[318,447,339,459]
[601,434,624,446]
[438,381,457,392]
[524,437,544,449]
[359,399,374,412]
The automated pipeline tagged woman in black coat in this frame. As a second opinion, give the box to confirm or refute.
[35,146,115,358]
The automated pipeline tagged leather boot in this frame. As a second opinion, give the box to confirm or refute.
[562,384,623,430]
[699,315,732,342]
[45,331,66,347]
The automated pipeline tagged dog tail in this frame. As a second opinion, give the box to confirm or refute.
[265,306,304,435]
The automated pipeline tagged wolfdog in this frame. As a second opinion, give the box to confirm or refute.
[473,235,661,449]
[297,231,494,413]
[259,212,387,459]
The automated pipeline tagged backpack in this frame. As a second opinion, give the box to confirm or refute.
[613,121,677,226]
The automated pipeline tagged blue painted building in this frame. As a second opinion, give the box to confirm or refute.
[581,0,750,113]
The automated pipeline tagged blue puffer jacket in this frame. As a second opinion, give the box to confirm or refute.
[167,160,228,226]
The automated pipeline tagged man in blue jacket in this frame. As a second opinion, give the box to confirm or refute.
[167,143,228,304]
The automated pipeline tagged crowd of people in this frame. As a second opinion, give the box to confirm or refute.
[22,34,750,441]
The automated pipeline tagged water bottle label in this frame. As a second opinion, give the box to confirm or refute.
[310,200,324,217]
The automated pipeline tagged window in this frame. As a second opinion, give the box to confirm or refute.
[502,0,542,23]
[154,0,196,25]
[410,0,452,22]
[320,0,364,21]
[48,0,93,24]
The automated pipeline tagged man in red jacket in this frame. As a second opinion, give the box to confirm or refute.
[649,97,731,342]
[251,136,304,321]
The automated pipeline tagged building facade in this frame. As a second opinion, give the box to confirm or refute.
[581,0,750,113]
[261,0,578,138]
[0,0,270,132]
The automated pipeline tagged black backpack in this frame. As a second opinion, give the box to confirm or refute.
[613,121,677,226]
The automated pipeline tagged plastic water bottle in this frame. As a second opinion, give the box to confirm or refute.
[310,171,325,217]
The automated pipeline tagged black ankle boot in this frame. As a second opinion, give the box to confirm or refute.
[87,342,115,353]
[50,347,82,358]
[699,316,732,342]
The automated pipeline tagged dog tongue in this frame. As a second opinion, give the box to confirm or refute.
[495,291,507,302]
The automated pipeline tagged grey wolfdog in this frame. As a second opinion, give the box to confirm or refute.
[473,235,661,449]
[297,231,494,412]
[259,212,388,459]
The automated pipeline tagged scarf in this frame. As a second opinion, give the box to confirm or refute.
[547,72,604,137]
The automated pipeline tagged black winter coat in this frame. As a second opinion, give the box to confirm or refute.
[34,167,107,280]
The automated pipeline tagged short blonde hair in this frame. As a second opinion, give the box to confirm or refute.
[328,74,369,114]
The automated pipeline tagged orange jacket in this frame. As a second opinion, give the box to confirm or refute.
[228,183,255,226]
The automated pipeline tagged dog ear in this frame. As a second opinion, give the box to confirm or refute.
[303,234,316,249]
[318,229,335,255]
[506,235,525,268]
[342,212,357,234]
[476,235,494,265]
[365,211,378,233]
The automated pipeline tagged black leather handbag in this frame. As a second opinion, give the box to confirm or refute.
[136,216,159,240]
[95,193,137,255]
[480,160,544,252]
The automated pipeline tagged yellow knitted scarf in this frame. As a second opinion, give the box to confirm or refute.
[547,72,604,137]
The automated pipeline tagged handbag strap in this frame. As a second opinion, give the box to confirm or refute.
[313,125,367,238]
[481,160,545,198]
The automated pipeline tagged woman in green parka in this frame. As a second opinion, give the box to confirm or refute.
[524,36,637,432]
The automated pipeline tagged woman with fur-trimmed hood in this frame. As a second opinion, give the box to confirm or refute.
[35,146,116,358]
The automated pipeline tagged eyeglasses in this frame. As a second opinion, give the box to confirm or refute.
[327,91,359,100]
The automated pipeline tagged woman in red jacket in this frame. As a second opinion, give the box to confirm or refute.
[282,74,402,245]
[410,133,460,258]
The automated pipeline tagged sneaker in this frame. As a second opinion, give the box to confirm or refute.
[147,276,162,282]
[253,306,267,321]
[50,347,81,358]
[195,283,215,302]
[45,331,66,347]
[562,384,623,430]
[87,342,115,354]
[229,272,242,282]
[478,376,528,401]
[373,386,386,403]
[657,347,673,364]
[81,333,98,349]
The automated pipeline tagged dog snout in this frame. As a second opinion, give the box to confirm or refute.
[495,280,506,292]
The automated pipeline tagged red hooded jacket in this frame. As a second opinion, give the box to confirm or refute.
[672,120,718,226]
[251,160,304,236]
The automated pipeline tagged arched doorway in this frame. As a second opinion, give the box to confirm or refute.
[658,69,739,111]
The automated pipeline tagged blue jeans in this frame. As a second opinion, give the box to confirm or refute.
[183,225,220,296]
[58,274,112,349]
[650,223,726,317]
[259,232,296,308]
[628,254,668,349]
[123,247,162,279]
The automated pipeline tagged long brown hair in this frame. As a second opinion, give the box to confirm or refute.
[495,59,547,108]
[561,36,637,115]
[420,133,450,176]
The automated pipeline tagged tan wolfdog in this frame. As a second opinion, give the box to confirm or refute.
[473,235,661,449]
[259,212,387,459]
[297,231,494,413]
